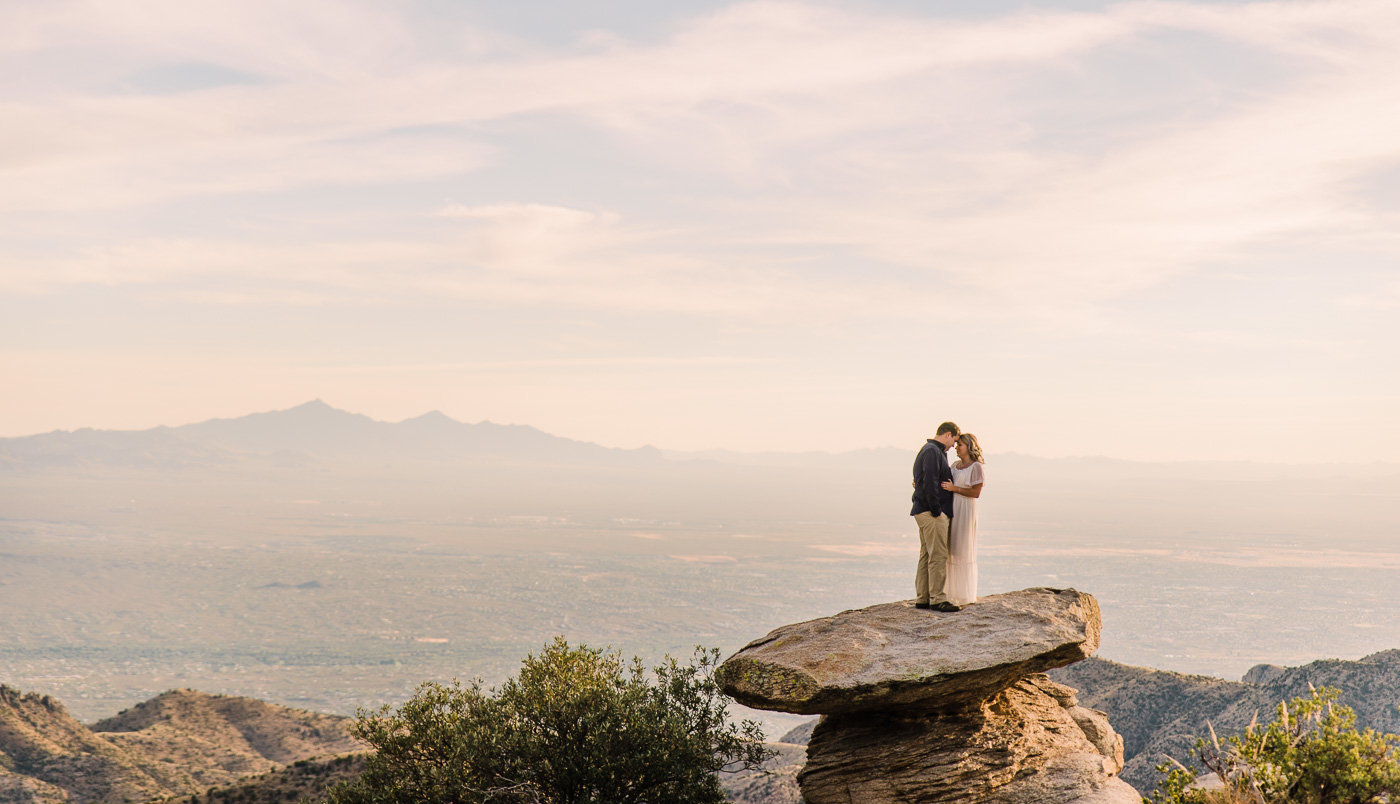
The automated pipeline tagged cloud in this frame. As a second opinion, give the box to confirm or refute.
[1,130,492,213]
[0,2,1128,211]
[1338,279,1400,309]
[5,0,1400,323]
[325,357,776,373]
[5,193,943,320]
[434,203,628,278]
[697,0,1400,310]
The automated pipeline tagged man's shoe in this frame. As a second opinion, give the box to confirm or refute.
[931,601,961,613]
[914,602,932,610]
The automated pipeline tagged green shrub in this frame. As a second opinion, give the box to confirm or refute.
[1148,686,1400,804]
[326,638,771,804]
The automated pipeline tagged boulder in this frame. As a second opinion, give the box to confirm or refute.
[716,588,1100,715]
[1242,663,1286,685]
[798,675,1135,804]
[717,588,1138,804]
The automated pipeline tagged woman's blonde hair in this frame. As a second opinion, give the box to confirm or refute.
[958,433,984,463]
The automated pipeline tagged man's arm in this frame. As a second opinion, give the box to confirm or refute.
[912,446,933,507]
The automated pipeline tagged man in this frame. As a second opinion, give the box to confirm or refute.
[911,421,960,612]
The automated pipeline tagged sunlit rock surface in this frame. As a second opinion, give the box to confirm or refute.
[717,587,1101,715]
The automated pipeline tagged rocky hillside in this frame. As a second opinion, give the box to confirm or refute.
[163,755,367,804]
[719,742,804,804]
[1049,649,1400,792]
[0,686,171,804]
[0,685,360,804]
[93,688,360,790]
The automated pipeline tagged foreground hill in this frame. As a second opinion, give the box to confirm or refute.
[92,689,361,791]
[0,685,359,804]
[1048,649,1400,791]
[0,682,801,804]
[0,686,172,804]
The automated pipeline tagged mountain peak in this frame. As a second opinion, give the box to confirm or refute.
[402,410,458,425]
[256,399,369,422]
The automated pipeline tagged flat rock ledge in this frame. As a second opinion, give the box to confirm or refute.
[716,587,1101,715]
[718,588,1138,804]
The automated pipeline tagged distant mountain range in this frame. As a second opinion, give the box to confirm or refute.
[0,400,665,473]
[5,399,1397,548]
[0,400,914,530]
[9,399,1399,477]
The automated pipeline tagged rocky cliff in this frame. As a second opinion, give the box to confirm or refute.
[717,588,1138,803]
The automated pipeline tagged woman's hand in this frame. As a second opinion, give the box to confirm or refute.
[940,481,955,492]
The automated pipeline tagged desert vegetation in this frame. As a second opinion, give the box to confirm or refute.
[324,638,772,804]
[1148,687,1400,804]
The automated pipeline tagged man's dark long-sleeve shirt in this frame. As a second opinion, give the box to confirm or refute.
[910,439,955,518]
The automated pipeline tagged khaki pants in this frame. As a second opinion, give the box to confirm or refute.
[914,511,950,605]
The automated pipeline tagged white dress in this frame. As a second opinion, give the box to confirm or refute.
[945,461,985,606]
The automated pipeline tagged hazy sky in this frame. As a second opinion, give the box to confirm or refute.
[5,0,1399,461]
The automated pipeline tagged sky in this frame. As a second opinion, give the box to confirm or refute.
[4,0,1399,462]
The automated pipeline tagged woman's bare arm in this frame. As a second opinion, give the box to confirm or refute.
[941,480,983,498]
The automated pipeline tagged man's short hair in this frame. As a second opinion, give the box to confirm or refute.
[936,421,960,437]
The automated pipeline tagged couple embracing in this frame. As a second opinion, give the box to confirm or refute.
[910,421,986,613]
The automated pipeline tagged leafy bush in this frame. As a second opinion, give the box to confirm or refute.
[326,638,771,804]
[1148,686,1400,804]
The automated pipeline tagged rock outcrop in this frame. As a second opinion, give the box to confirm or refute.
[1242,663,1286,685]
[717,588,1139,803]
[1051,649,1400,792]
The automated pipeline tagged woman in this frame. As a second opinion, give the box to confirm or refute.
[940,433,986,606]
